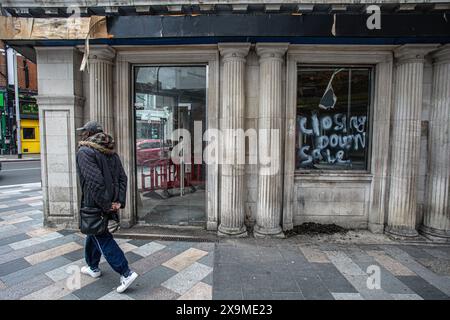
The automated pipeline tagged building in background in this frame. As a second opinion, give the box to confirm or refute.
[1,1,450,242]
[0,40,39,155]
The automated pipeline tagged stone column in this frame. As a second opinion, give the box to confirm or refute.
[254,43,288,238]
[35,47,84,229]
[386,44,437,237]
[420,45,450,241]
[113,54,135,228]
[88,45,115,135]
[218,43,250,237]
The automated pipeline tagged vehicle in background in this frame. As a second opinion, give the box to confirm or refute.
[136,139,170,166]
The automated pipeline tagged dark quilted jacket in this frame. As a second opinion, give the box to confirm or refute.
[76,133,127,212]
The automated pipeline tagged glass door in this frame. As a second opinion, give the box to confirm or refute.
[134,65,207,226]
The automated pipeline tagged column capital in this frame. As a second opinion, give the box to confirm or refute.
[394,44,439,64]
[256,43,289,62]
[87,45,116,63]
[218,43,250,62]
[432,44,450,64]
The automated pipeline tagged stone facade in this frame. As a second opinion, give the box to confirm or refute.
[35,43,450,241]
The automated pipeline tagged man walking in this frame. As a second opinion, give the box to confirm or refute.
[76,120,138,293]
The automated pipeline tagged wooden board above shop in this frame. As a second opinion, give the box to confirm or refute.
[0,16,109,40]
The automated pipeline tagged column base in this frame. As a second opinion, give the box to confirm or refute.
[385,225,419,238]
[419,225,450,243]
[253,225,285,239]
[368,222,385,234]
[207,221,218,231]
[218,225,248,238]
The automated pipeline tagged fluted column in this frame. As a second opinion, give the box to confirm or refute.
[420,45,450,241]
[88,45,115,135]
[218,43,250,237]
[254,43,288,238]
[386,44,437,237]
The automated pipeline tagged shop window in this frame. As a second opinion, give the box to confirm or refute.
[296,66,372,171]
[23,128,35,140]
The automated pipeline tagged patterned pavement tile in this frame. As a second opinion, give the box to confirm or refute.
[132,241,166,257]
[0,216,33,226]
[397,275,449,300]
[98,291,135,300]
[0,274,54,300]
[367,250,416,276]
[201,272,213,286]
[60,293,81,300]
[0,225,18,234]
[342,275,394,300]
[163,248,209,272]
[162,262,212,295]
[130,247,180,275]
[72,269,121,300]
[391,293,423,300]
[126,266,178,300]
[62,248,85,262]
[178,282,212,300]
[0,258,32,277]
[118,242,138,253]
[332,292,364,300]
[0,233,30,247]
[312,262,358,293]
[9,232,63,250]
[382,245,450,296]
[1,182,450,301]
[198,253,214,268]
[325,251,393,299]
[24,242,83,265]
[0,245,13,256]
[351,259,415,295]
[1,211,41,222]
[23,274,98,300]
[1,256,72,287]
[26,227,59,238]
[45,259,86,282]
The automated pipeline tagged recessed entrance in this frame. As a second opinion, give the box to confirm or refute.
[133,65,207,227]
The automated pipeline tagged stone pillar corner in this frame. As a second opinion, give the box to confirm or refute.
[394,44,439,61]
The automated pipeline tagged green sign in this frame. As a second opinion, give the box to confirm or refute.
[0,92,4,109]
[21,103,38,115]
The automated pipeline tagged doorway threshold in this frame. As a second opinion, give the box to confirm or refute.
[114,225,218,242]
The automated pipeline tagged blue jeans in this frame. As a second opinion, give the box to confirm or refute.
[85,231,130,277]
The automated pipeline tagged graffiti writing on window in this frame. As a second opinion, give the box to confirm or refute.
[296,67,371,171]
[298,113,367,167]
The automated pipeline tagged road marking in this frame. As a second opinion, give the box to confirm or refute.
[1,168,41,172]
[0,182,41,189]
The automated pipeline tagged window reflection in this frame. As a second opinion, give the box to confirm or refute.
[134,66,207,226]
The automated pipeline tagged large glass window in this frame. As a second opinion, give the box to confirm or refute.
[296,66,372,171]
[134,66,207,226]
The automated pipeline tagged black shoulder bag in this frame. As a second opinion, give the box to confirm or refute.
[79,153,115,236]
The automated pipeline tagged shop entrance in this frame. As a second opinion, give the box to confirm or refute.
[133,65,207,226]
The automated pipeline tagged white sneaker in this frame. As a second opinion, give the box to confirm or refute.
[116,271,138,293]
[81,266,102,278]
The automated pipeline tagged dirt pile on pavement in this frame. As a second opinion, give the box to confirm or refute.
[293,222,348,235]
